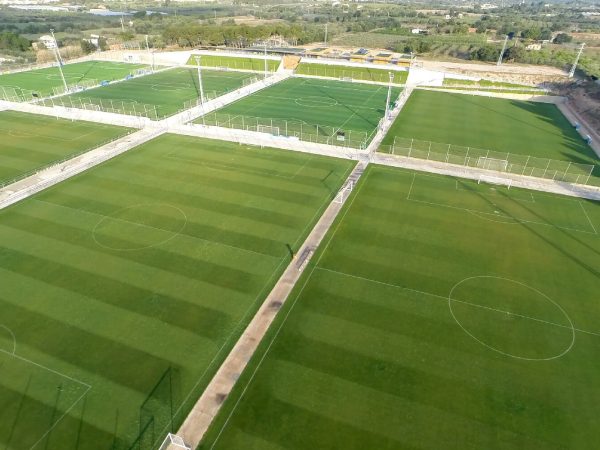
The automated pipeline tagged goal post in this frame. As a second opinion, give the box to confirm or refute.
[257,125,280,136]
[478,174,512,189]
[334,181,354,204]
[477,156,509,172]
[159,433,191,450]
[339,76,353,82]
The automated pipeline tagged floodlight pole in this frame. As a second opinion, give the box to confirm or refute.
[497,35,509,66]
[324,23,328,46]
[568,42,586,78]
[50,29,68,92]
[263,44,267,79]
[194,56,205,104]
[385,72,394,122]
[145,34,151,63]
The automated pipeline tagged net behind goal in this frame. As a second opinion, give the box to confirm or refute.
[257,125,280,136]
[159,433,191,450]
[477,156,509,172]
[334,181,354,203]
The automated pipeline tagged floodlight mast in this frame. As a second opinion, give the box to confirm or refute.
[497,35,509,66]
[50,29,68,92]
[568,42,586,78]
[194,56,205,104]
[145,35,153,71]
[384,71,394,122]
[263,43,267,79]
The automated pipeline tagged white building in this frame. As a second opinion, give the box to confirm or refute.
[38,35,57,49]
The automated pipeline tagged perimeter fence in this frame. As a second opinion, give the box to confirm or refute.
[380,137,598,186]
[38,96,159,120]
[197,111,372,149]
[0,128,137,189]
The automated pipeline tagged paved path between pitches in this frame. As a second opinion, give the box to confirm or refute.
[0,127,165,210]
[176,160,367,448]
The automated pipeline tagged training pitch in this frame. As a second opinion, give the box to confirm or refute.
[0,110,130,185]
[0,61,146,98]
[198,77,401,147]
[200,165,600,449]
[186,54,280,72]
[295,62,408,84]
[0,134,353,450]
[381,90,598,166]
[64,67,258,118]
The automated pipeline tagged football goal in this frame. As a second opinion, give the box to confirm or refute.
[477,156,509,172]
[334,181,354,203]
[340,76,353,82]
[158,433,191,450]
[257,125,280,136]
[243,77,259,87]
[478,174,512,189]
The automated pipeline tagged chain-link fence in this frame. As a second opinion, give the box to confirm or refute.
[381,137,598,186]
[197,111,371,149]
[37,96,159,120]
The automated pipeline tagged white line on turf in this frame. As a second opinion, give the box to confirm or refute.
[33,199,279,259]
[316,266,600,338]
[406,195,596,235]
[208,164,369,449]
[406,172,416,200]
[579,201,598,235]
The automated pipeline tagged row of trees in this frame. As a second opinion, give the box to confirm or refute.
[469,43,598,78]
[0,31,31,52]
[162,22,324,47]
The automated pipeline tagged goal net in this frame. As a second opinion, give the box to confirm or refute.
[158,433,191,450]
[257,125,280,136]
[243,77,259,87]
[477,157,509,172]
[478,174,512,189]
[334,181,354,204]
[340,76,353,82]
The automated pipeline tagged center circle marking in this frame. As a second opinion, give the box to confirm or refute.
[448,276,575,361]
[92,203,187,251]
[151,83,191,92]
[294,96,338,107]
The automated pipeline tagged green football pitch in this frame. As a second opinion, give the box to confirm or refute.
[200,165,600,450]
[63,67,258,118]
[380,90,598,167]
[0,134,353,450]
[295,62,408,84]
[0,110,130,185]
[199,77,402,148]
[0,61,146,98]
[186,54,280,72]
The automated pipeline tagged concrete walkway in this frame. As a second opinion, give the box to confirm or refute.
[0,127,165,209]
[176,161,367,448]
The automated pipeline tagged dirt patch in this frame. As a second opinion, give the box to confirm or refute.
[421,59,567,85]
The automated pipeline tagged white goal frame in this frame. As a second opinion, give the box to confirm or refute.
[477,156,509,172]
[257,125,280,136]
[340,76,353,82]
[334,181,354,203]
[159,433,191,450]
[478,174,512,189]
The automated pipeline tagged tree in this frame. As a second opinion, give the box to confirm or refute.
[0,31,31,52]
[98,36,108,51]
[553,33,572,44]
[471,45,499,62]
